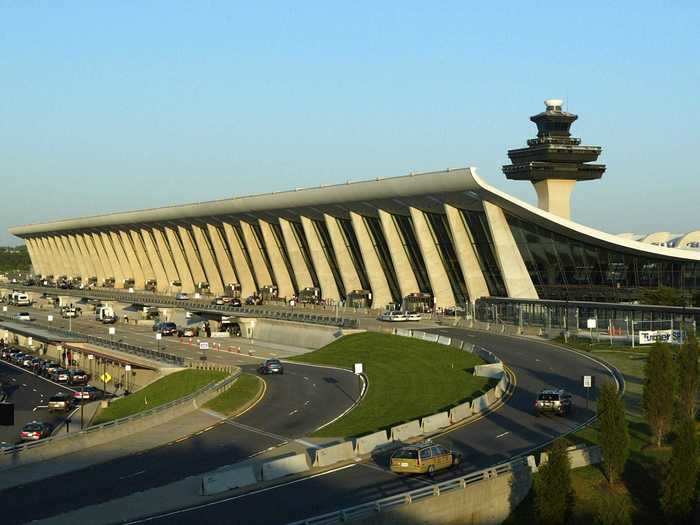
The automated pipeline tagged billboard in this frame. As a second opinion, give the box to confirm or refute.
[638,329,682,345]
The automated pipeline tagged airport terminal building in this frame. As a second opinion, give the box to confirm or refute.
[9,101,700,309]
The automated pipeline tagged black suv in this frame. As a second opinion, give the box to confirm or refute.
[534,389,573,416]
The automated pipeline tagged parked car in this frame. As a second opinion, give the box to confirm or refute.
[30,358,46,372]
[51,368,70,383]
[230,298,242,307]
[48,392,74,412]
[153,322,178,336]
[377,310,408,322]
[73,385,100,401]
[15,312,34,321]
[175,292,189,301]
[101,314,118,324]
[390,442,462,475]
[19,421,53,441]
[11,352,27,364]
[21,355,35,368]
[177,326,199,337]
[258,359,284,375]
[41,362,61,377]
[1,346,16,359]
[211,297,225,305]
[534,389,573,417]
[68,369,89,385]
[406,312,422,321]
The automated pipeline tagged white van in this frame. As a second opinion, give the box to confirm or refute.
[11,292,31,306]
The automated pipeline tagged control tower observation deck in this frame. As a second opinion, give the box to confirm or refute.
[502,99,605,220]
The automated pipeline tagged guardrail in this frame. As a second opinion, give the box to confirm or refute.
[287,460,519,525]
[7,285,359,329]
[0,313,186,366]
[0,368,240,458]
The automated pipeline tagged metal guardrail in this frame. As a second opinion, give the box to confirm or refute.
[0,313,186,366]
[287,460,520,525]
[7,286,359,328]
[0,368,240,456]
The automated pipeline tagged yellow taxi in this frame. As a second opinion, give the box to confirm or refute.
[390,442,461,475]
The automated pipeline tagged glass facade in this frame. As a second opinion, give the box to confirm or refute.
[459,210,507,297]
[393,214,431,294]
[506,214,700,301]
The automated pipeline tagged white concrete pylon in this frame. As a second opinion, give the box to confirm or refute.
[378,209,420,298]
[24,239,42,276]
[206,223,238,290]
[349,212,393,309]
[278,218,314,291]
[258,219,295,299]
[151,227,181,290]
[300,216,340,302]
[74,234,97,281]
[177,226,208,289]
[139,228,169,292]
[108,231,133,283]
[66,235,89,281]
[324,214,362,293]
[191,224,224,295]
[239,221,273,289]
[129,230,156,283]
[221,221,257,298]
[164,226,195,293]
[119,230,146,288]
[97,232,121,284]
[82,233,107,283]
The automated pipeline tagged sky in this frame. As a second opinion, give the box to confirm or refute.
[1,1,699,244]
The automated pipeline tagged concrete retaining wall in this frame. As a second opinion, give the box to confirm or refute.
[422,332,439,343]
[421,412,450,434]
[201,464,259,495]
[313,441,356,468]
[437,335,451,346]
[355,431,391,456]
[474,363,504,378]
[390,420,422,442]
[394,328,411,337]
[471,394,489,414]
[261,453,311,481]
[251,318,346,349]
[449,402,472,423]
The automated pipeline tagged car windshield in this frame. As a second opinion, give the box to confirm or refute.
[23,424,42,432]
[393,448,419,460]
[266,360,281,366]
[539,393,559,401]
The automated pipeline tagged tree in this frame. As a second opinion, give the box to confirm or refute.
[598,381,629,483]
[678,336,699,419]
[640,287,685,307]
[661,412,698,523]
[534,439,573,525]
[643,343,675,446]
[594,491,632,525]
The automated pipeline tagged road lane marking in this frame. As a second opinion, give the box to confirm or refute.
[304,400,310,406]
[119,470,146,480]
[288,409,299,416]
[223,420,288,443]
[496,431,510,438]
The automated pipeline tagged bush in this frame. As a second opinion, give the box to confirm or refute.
[598,381,629,483]
[534,439,573,525]
[594,491,632,525]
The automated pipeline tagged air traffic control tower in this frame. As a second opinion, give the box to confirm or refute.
[502,99,605,220]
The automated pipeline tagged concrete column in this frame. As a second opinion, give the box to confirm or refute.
[164,226,195,293]
[350,212,393,309]
[58,235,80,279]
[97,232,121,283]
[324,214,362,292]
[177,226,207,288]
[67,235,89,281]
[300,216,340,302]
[240,221,273,287]
[109,231,134,284]
[533,179,577,220]
[444,204,490,303]
[92,232,116,286]
[46,236,68,278]
[206,223,238,289]
[74,234,98,281]
[409,207,456,309]
[222,222,257,298]
[34,237,53,277]
[258,219,294,298]
[139,229,170,292]
[129,230,156,283]
[378,210,420,297]
[279,218,314,290]
[37,237,57,276]
[118,230,145,288]
[24,239,42,276]
[82,233,107,283]
[482,201,538,299]
[151,228,181,289]
[192,224,224,295]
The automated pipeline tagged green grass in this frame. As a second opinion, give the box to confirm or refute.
[505,340,697,524]
[290,332,494,438]
[204,373,263,416]
[93,369,226,424]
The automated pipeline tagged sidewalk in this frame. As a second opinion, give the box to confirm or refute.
[0,408,224,491]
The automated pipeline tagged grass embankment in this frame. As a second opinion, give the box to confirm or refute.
[290,332,494,438]
[505,340,698,524]
[204,373,263,416]
[93,369,226,424]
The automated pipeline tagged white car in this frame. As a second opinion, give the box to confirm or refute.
[15,312,34,321]
[406,312,422,321]
[175,292,189,301]
[377,310,408,322]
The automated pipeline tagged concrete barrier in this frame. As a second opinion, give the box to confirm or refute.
[437,335,451,346]
[313,441,356,468]
[411,331,425,340]
[449,402,472,423]
[355,430,391,456]
[471,394,489,414]
[568,445,602,469]
[473,363,504,378]
[421,411,450,434]
[527,455,537,472]
[485,388,496,405]
[390,420,422,442]
[201,464,258,495]
[422,333,439,343]
[261,453,311,481]
[495,374,509,399]
[462,342,475,353]
[395,328,411,338]
[450,339,464,350]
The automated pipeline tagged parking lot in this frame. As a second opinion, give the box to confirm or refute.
[0,351,94,446]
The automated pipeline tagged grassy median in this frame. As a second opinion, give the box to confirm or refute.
[93,369,226,425]
[204,373,263,416]
[290,332,494,438]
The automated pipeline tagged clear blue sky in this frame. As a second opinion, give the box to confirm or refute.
[1,1,698,244]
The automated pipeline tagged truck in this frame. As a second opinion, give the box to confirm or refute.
[95,305,115,322]
[10,291,31,306]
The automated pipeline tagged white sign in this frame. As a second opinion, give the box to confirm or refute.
[583,375,592,388]
[88,354,94,360]
[354,363,363,375]
[27,337,33,346]
[194,293,201,299]
[586,319,597,329]
[47,315,53,322]
[156,333,162,341]
[639,330,682,345]
[199,342,209,351]
[125,364,132,372]
[2,306,6,312]
[128,288,134,293]
[108,327,116,335]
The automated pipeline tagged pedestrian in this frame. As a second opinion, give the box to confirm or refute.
[123,314,129,325]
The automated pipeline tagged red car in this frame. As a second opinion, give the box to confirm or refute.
[20,421,53,441]
[73,385,100,401]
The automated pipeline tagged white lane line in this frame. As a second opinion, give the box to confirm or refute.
[288,409,299,416]
[303,376,309,381]
[304,400,310,406]
[119,470,147,480]
[294,438,321,449]
[223,420,288,443]
[122,464,358,524]
[496,431,510,439]
[33,405,47,411]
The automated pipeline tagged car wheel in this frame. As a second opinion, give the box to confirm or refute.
[452,455,461,466]
[427,465,435,477]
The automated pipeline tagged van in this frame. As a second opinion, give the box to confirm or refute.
[390,442,461,475]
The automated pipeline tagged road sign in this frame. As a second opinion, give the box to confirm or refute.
[156,333,162,341]
[125,365,131,372]
[87,354,94,360]
[108,327,116,335]
[199,342,209,351]
[583,375,592,388]
[47,315,53,322]
[100,372,112,384]
[354,363,363,375]
[586,319,597,329]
